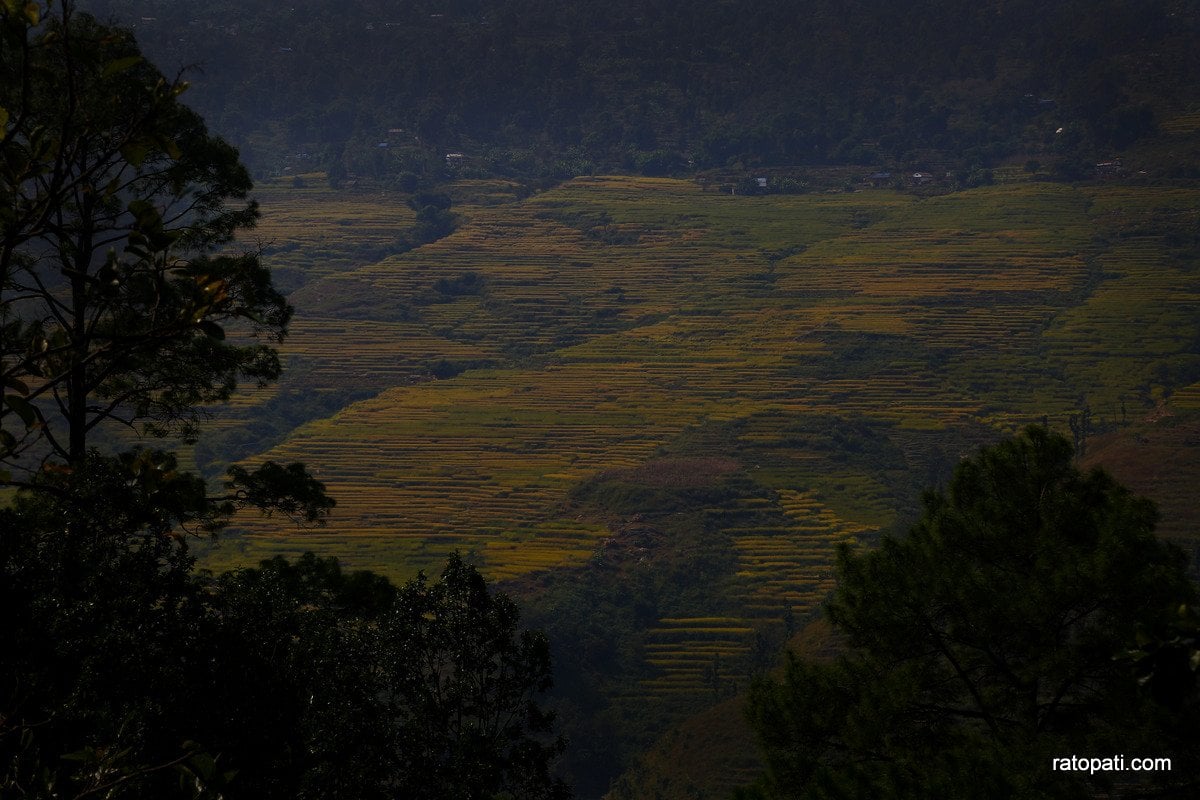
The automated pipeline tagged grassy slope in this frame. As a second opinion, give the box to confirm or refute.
[194,174,1200,797]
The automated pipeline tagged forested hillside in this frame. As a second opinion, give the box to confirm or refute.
[82,0,1200,182]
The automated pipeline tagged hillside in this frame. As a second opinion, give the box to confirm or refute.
[80,0,1200,182]
[181,173,1200,796]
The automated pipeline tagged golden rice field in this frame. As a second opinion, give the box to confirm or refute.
[243,175,418,288]
[199,174,1200,712]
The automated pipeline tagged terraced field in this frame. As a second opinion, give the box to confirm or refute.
[733,489,874,614]
[246,175,419,290]
[196,175,1200,781]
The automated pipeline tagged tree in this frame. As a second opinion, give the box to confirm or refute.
[1,2,332,529]
[188,552,570,800]
[0,453,237,799]
[193,553,401,800]
[1,2,299,498]
[383,554,571,800]
[3,482,571,799]
[743,426,1198,800]
[0,5,330,795]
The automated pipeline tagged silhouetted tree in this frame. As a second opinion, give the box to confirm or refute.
[1,1,329,525]
[742,427,1198,799]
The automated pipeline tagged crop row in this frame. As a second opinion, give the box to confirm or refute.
[246,177,417,281]
[731,489,874,617]
[639,617,759,695]
[627,488,878,701]
[1172,383,1200,411]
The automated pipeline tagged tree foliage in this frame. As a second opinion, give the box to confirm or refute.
[0,454,231,798]
[383,555,569,800]
[1,1,280,462]
[744,427,1198,799]
[1,473,569,800]
[0,1,330,525]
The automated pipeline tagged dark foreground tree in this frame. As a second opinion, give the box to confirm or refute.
[197,552,569,800]
[383,554,570,800]
[743,426,1198,800]
[1,473,571,800]
[3,1,263,456]
[0,455,238,798]
[1,1,330,527]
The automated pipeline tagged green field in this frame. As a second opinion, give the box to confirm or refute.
[193,174,1200,797]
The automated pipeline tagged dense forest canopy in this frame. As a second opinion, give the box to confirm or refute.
[80,0,1200,182]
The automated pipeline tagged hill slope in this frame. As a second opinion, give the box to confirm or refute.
[81,0,1200,180]
[188,174,1200,796]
